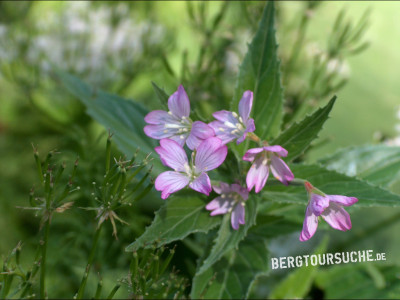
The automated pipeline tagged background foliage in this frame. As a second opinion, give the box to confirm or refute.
[1,1,400,299]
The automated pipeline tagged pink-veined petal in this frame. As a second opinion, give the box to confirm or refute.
[209,120,237,144]
[299,205,319,241]
[155,139,188,172]
[144,110,178,125]
[212,182,230,194]
[186,121,215,150]
[328,195,358,206]
[167,134,188,147]
[238,90,253,123]
[236,133,247,144]
[246,158,269,193]
[195,137,227,172]
[186,134,201,151]
[242,147,264,162]
[245,118,255,133]
[231,184,249,201]
[144,125,175,140]
[321,202,352,231]
[208,198,232,216]
[168,85,190,118]
[263,145,288,157]
[155,171,189,199]
[310,194,330,216]
[191,121,215,139]
[206,197,225,211]
[212,110,238,125]
[189,172,211,195]
[231,203,245,230]
[270,156,294,185]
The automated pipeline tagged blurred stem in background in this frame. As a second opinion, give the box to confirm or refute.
[280,2,370,127]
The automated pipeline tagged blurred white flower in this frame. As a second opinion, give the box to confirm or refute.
[0,2,166,86]
[326,58,350,78]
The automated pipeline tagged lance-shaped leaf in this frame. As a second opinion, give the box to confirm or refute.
[318,144,400,188]
[197,198,257,275]
[126,195,221,251]
[55,70,164,173]
[151,81,169,110]
[232,2,283,140]
[271,96,336,162]
[260,164,400,208]
[191,233,269,299]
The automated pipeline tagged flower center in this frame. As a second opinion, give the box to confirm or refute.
[221,191,244,212]
[164,113,192,139]
[226,112,246,137]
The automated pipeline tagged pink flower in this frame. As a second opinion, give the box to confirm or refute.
[299,182,358,242]
[243,145,294,193]
[206,182,249,230]
[209,91,255,145]
[154,137,227,199]
[144,85,215,150]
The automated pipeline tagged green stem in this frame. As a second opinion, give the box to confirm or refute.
[288,178,307,186]
[39,218,50,299]
[76,224,103,299]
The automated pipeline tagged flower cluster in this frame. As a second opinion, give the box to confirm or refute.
[144,85,358,239]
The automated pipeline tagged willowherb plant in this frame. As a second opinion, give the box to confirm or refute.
[144,84,358,236]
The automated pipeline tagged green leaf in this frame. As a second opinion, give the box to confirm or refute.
[250,214,300,239]
[55,70,164,173]
[191,233,269,299]
[260,164,400,208]
[232,2,283,140]
[197,198,257,275]
[269,237,328,299]
[151,81,169,110]
[318,144,400,188]
[315,263,400,299]
[126,196,221,252]
[271,96,336,162]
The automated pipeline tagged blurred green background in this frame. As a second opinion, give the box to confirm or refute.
[0,1,399,298]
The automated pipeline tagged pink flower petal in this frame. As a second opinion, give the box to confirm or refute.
[195,137,227,172]
[212,110,238,124]
[189,172,212,195]
[236,134,246,144]
[242,147,264,162]
[208,198,231,216]
[212,182,230,194]
[231,184,249,201]
[155,139,188,172]
[144,110,178,125]
[263,145,288,157]
[245,118,255,133]
[321,202,352,231]
[186,121,215,150]
[144,125,175,140]
[167,134,188,147]
[328,195,358,206]
[270,156,294,185]
[155,171,189,199]
[205,197,224,211]
[300,205,319,242]
[168,85,190,118]
[209,120,237,144]
[310,194,330,216]
[231,203,245,230]
[238,90,253,123]
[246,158,269,193]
